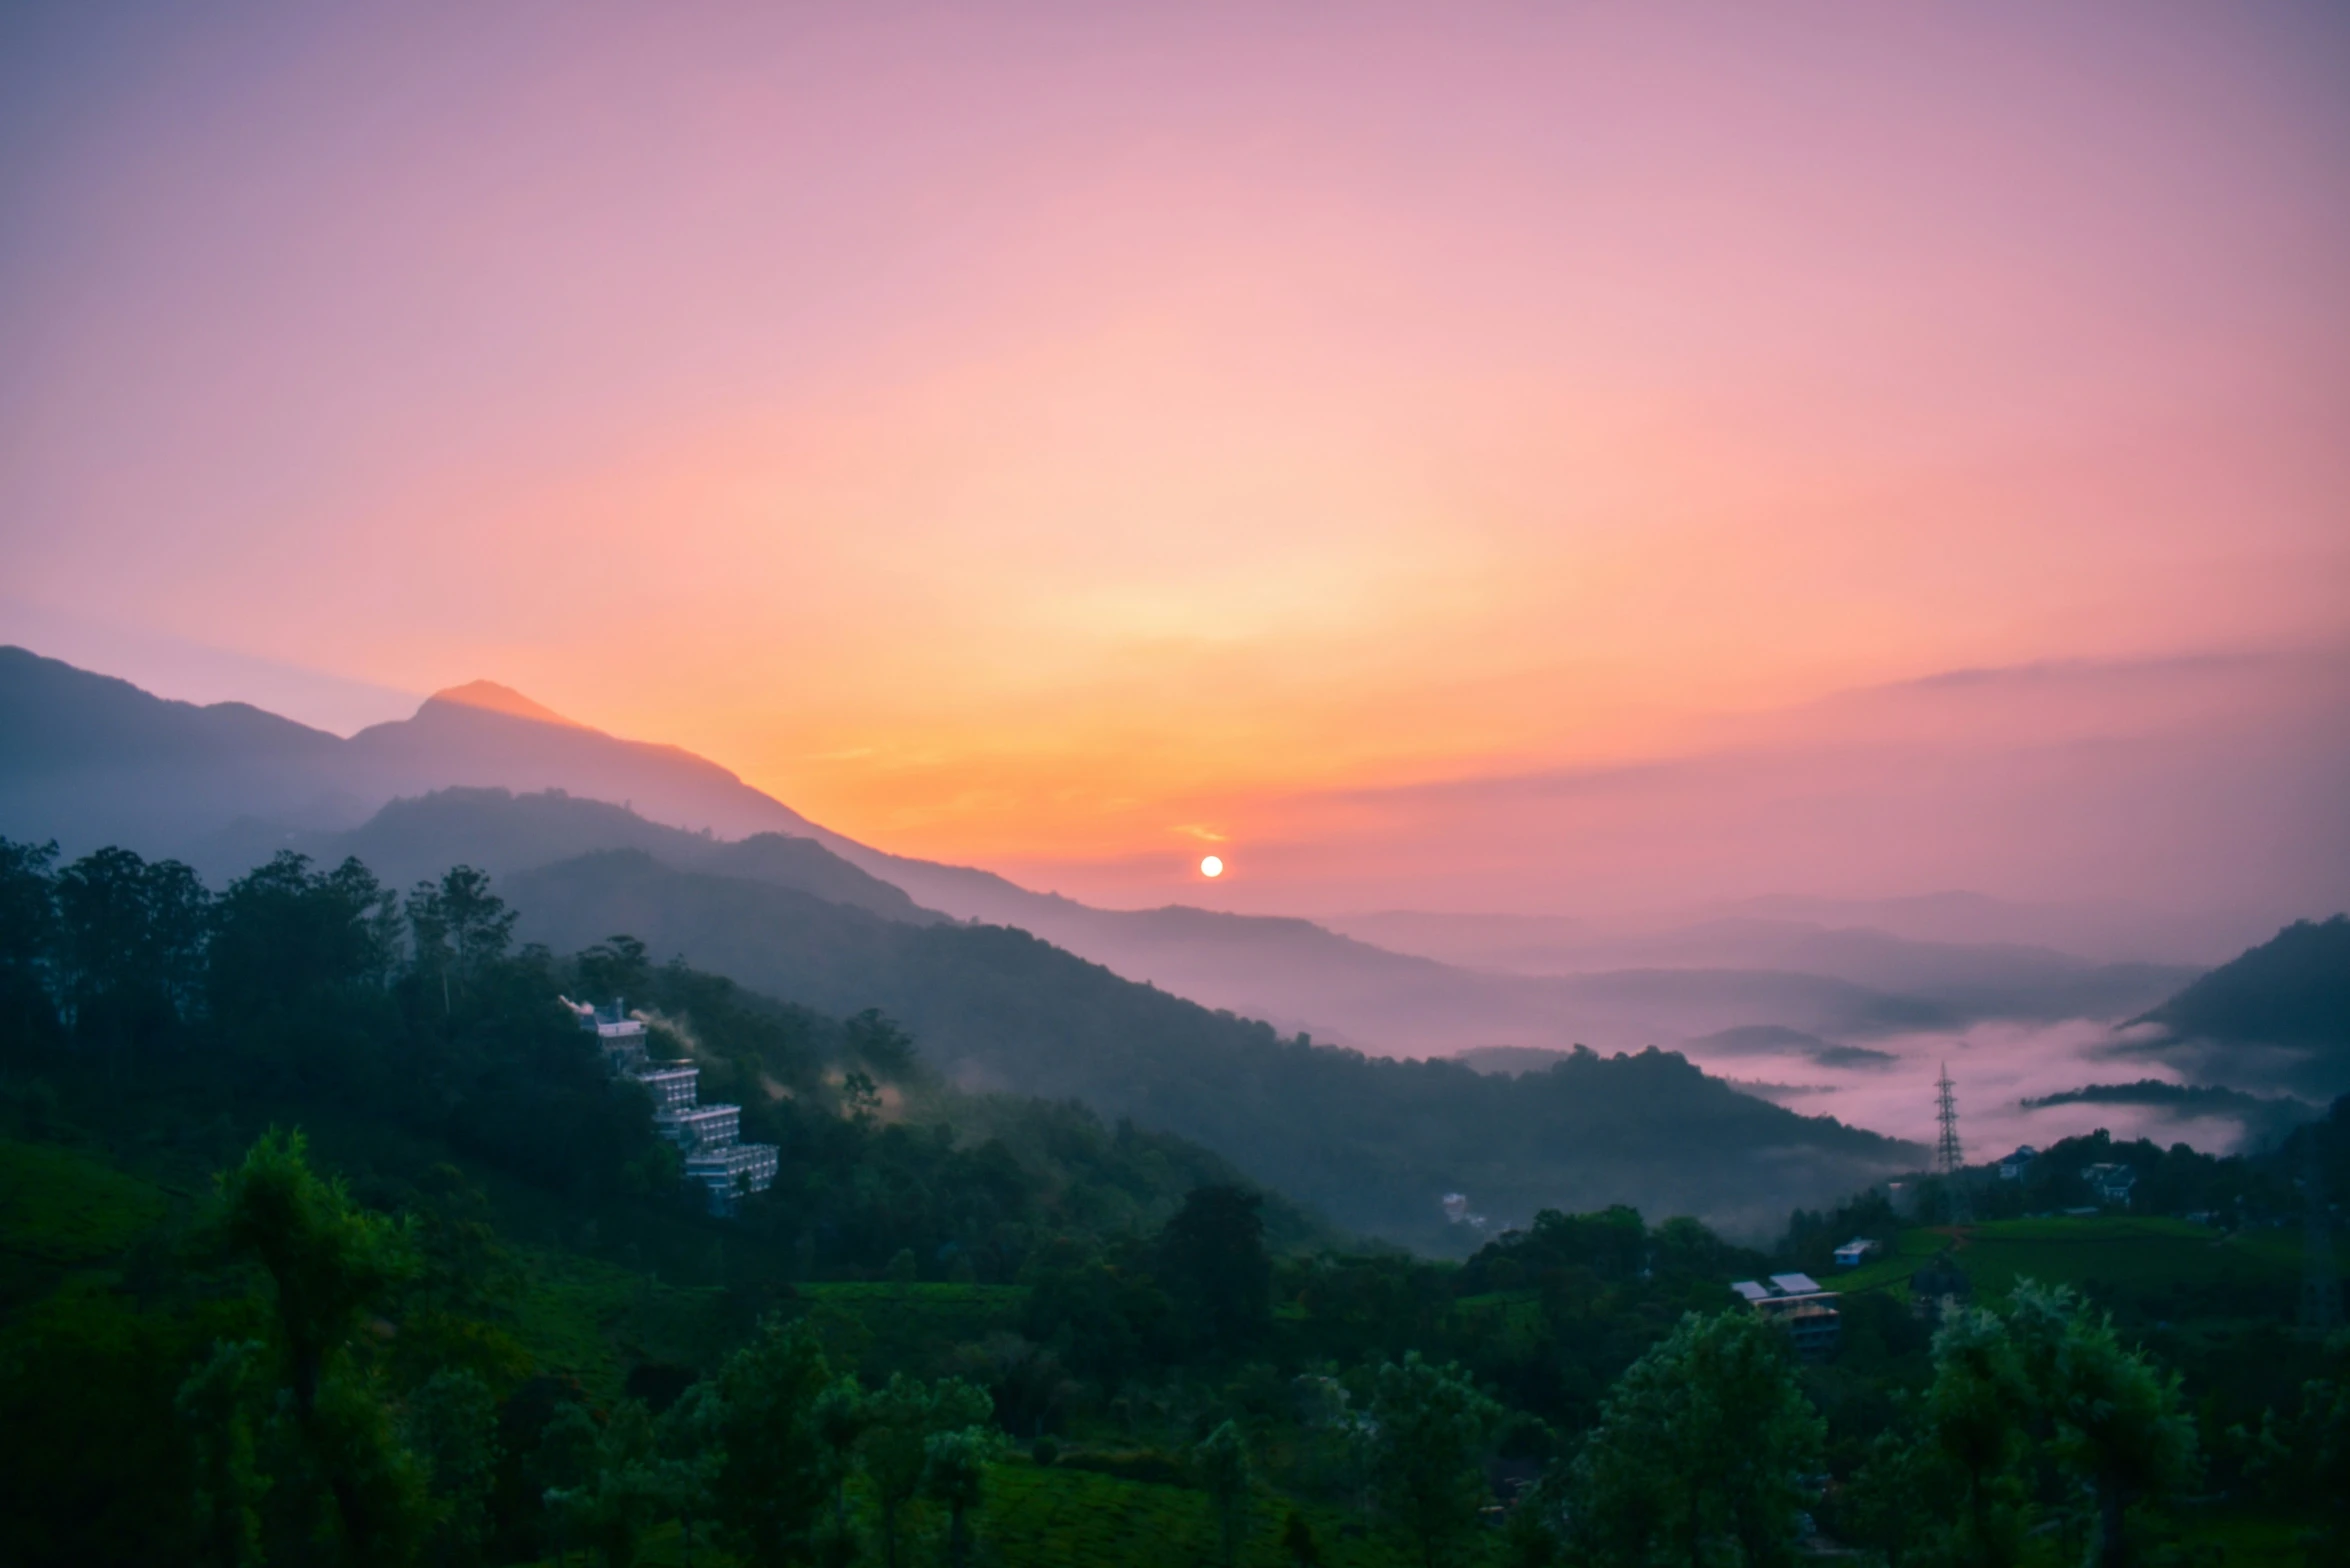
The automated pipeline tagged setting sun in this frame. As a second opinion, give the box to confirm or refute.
[1200,855,1224,879]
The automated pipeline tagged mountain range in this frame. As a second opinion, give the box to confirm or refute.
[5,643,2341,1237]
[0,645,2199,1061]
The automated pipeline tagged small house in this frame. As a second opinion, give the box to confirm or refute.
[1832,1237,1882,1269]
[2081,1162,2137,1205]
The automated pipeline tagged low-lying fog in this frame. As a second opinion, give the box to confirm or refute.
[1680,1018,2257,1158]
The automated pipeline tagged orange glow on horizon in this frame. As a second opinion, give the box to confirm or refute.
[2,5,2344,908]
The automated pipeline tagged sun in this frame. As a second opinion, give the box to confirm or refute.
[1199,855,1224,879]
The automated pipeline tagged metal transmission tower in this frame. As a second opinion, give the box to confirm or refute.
[2303,1137,2340,1336]
[1935,1064,1972,1225]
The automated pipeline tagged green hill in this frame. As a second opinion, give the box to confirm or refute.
[503,848,1918,1249]
[2131,915,2350,1095]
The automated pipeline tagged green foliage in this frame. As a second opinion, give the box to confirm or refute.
[981,1460,1431,1568]
[1564,1309,1823,1568]
[208,853,396,1030]
[0,1279,213,1566]
[923,1422,1006,1568]
[1367,1353,1502,1568]
[1160,1185,1275,1358]
[0,835,2321,1565]
[401,1368,500,1566]
[55,843,209,1062]
[1196,1419,1253,1568]
[0,838,62,1048]
[2240,1331,2350,1561]
[178,1338,272,1567]
[2008,1282,2199,1568]
[0,1135,171,1262]
[1844,1281,2200,1568]
[708,1316,837,1567]
[861,1371,994,1568]
[211,1128,416,1416]
[207,1127,429,1566]
[503,849,1914,1252]
[1281,1508,1323,1567]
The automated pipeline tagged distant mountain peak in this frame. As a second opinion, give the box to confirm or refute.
[424,680,588,730]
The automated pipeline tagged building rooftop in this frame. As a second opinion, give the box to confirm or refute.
[1732,1273,1833,1302]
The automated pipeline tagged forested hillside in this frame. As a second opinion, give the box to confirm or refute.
[2132,916,2350,1096]
[502,848,1918,1247]
[0,836,2341,1566]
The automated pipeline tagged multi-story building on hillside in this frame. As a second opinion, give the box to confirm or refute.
[1730,1272,1841,1360]
[568,998,779,1213]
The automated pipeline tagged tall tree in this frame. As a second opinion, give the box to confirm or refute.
[921,1424,1003,1568]
[209,853,394,1029]
[860,1373,993,1568]
[208,1129,426,1566]
[810,1375,871,1549]
[1367,1353,1502,1568]
[1566,1309,1823,1568]
[1920,1307,2032,1568]
[402,1368,501,1568]
[651,1384,723,1568]
[710,1317,836,1568]
[0,837,60,1051]
[176,1338,272,1568]
[56,845,207,1066]
[1196,1419,1252,1568]
[408,865,516,1018]
[1158,1185,1273,1357]
[2006,1283,2197,1568]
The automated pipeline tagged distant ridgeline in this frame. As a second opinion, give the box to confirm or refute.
[495,846,1923,1248]
[2128,914,2350,1098]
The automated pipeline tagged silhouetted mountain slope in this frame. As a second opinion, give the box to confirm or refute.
[2018,1080,2318,1144]
[301,787,938,925]
[2129,916,2350,1096]
[500,849,1919,1249]
[0,647,832,871]
[0,645,359,849]
[338,685,835,843]
[0,648,2200,1061]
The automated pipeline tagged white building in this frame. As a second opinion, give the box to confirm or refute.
[2081,1162,2137,1205]
[1730,1272,1841,1360]
[1832,1238,1881,1268]
[569,998,779,1214]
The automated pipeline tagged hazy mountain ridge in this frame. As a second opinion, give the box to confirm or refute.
[0,645,835,872]
[295,787,941,926]
[497,847,1921,1247]
[2124,916,2350,1098]
[0,647,2208,1062]
[2018,1080,2318,1145]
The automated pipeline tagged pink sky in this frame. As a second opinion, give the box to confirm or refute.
[3,3,2345,917]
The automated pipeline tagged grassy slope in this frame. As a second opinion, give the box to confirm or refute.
[0,1137,173,1265]
[1824,1217,2311,1304]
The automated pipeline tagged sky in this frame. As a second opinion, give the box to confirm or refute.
[4,2,2346,919]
